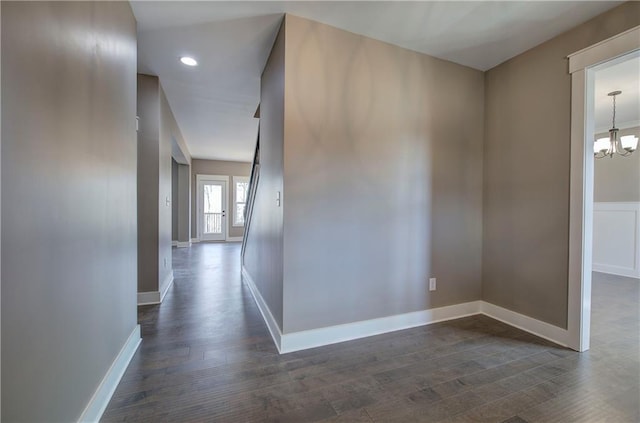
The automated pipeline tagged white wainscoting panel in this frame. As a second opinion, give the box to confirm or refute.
[593,202,640,278]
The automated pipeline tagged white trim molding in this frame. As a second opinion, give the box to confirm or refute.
[78,325,141,423]
[227,236,243,242]
[241,267,571,354]
[568,26,640,73]
[190,238,200,243]
[241,267,282,352]
[280,301,482,354]
[159,271,174,303]
[137,291,161,306]
[592,202,640,278]
[137,271,174,306]
[480,302,569,347]
[171,240,178,247]
[177,241,191,248]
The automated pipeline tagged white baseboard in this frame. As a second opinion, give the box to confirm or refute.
[480,301,569,347]
[592,263,640,278]
[190,238,200,243]
[227,237,243,242]
[159,271,174,303]
[176,241,191,248]
[241,267,282,352]
[240,270,571,354]
[137,272,174,306]
[171,240,178,247]
[280,301,482,354]
[78,325,141,423]
[137,291,160,306]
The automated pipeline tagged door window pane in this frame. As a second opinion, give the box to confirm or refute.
[203,184,222,234]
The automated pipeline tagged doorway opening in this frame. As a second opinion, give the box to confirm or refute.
[568,26,639,352]
[590,52,640,353]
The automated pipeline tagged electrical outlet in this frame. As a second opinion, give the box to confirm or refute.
[429,278,437,291]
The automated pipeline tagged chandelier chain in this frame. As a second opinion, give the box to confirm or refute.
[612,94,616,128]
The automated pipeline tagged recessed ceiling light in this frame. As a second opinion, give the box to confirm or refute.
[180,56,198,66]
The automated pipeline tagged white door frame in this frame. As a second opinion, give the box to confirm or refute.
[196,174,229,242]
[567,26,640,352]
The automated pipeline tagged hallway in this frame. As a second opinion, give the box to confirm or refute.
[102,243,639,422]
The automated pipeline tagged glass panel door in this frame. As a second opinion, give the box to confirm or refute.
[203,184,222,235]
[198,179,226,241]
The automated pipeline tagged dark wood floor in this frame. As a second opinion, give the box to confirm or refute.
[102,243,639,422]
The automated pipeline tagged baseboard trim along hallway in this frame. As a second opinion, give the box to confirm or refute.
[280,301,482,354]
[78,325,141,423]
[479,301,570,347]
[137,272,174,306]
[242,267,570,353]
[241,267,283,352]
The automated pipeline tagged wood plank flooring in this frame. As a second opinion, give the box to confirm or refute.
[102,243,639,422]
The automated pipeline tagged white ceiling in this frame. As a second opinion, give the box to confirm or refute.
[131,1,623,162]
[594,55,640,134]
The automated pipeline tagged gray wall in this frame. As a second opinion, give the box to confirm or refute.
[594,126,640,202]
[158,87,174,289]
[281,15,484,333]
[172,158,179,240]
[0,3,3,418]
[177,163,191,243]
[191,159,252,240]
[243,21,286,330]
[1,2,138,421]
[137,75,185,294]
[137,74,161,293]
[483,2,640,328]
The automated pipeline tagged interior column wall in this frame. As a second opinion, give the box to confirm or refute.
[281,15,484,333]
[243,21,286,330]
[172,158,179,241]
[138,74,186,297]
[177,163,191,244]
[137,74,161,294]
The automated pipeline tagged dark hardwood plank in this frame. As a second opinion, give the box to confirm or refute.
[101,245,639,422]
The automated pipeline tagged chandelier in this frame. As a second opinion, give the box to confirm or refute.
[594,91,638,158]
